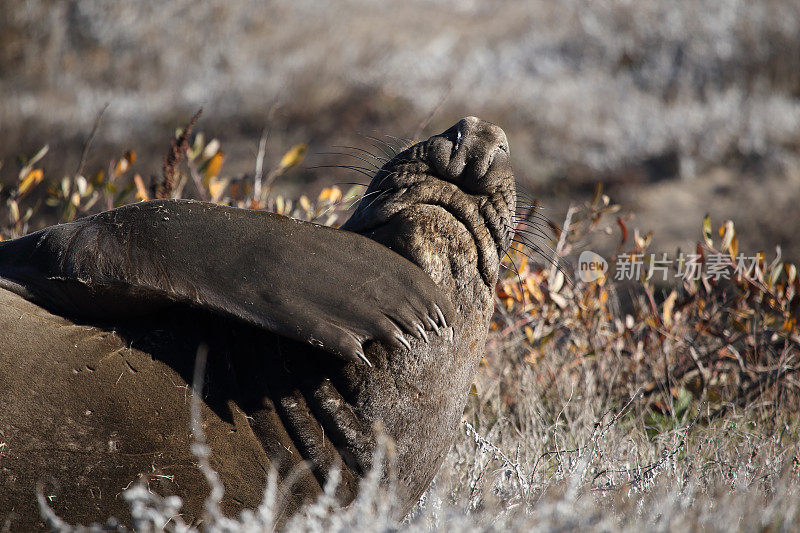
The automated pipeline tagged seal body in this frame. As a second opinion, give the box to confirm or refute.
[0,117,515,529]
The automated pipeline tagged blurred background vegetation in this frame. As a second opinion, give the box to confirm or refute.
[2,0,800,259]
[3,3,800,529]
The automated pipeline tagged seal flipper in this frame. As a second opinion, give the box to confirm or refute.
[0,199,453,364]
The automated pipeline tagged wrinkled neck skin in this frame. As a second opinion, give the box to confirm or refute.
[339,117,516,513]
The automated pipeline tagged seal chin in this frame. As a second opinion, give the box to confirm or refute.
[342,117,516,289]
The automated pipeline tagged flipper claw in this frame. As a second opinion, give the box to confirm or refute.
[395,333,412,351]
[426,315,441,335]
[415,323,430,343]
[434,304,448,329]
[355,350,372,367]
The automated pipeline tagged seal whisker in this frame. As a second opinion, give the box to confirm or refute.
[515,202,545,213]
[344,188,390,210]
[511,239,568,272]
[512,211,557,226]
[509,221,572,271]
[511,225,546,239]
[514,205,550,216]
[510,223,560,249]
[319,152,382,171]
[511,235,566,269]
[513,199,551,215]
[514,192,548,205]
[515,214,551,227]
[360,188,394,211]
[334,163,374,174]
[361,135,398,158]
[515,197,548,208]
[508,244,555,268]
[511,228,549,249]
[513,211,554,227]
[509,243,573,284]
[514,249,572,283]
[504,220,556,248]
[514,217,555,233]
[502,249,527,307]
[512,224,554,242]
[520,215,564,239]
[332,145,389,163]
[310,164,375,179]
[370,169,404,192]
[383,134,411,153]
[334,181,368,188]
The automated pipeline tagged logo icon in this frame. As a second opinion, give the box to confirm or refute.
[577,251,608,282]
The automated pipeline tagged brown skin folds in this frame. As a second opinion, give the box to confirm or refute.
[0,117,515,529]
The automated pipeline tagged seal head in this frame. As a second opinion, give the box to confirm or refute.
[343,116,514,288]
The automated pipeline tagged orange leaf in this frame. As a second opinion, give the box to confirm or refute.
[279,143,307,171]
[208,177,230,203]
[299,195,311,213]
[318,186,342,203]
[133,174,149,201]
[662,290,678,329]
[524,326,535,344]
[202,151,225,185]
[18,168,44,197]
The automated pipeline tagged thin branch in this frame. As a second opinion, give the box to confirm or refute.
[412,85,452,142]
[75,103,109,179]
[253,127,269,202]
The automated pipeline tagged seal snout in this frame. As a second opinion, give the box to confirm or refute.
[430,116,511,194]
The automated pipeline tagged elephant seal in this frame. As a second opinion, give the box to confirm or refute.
[0,117,514,529]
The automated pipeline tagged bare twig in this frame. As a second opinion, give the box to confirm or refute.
[253,127,270,202]
[412,85,452,142]
[63,103,108,221]
[75,103,109,179]
[185,157,210,202]
[189,344,236,529]
[549,204,575,280]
